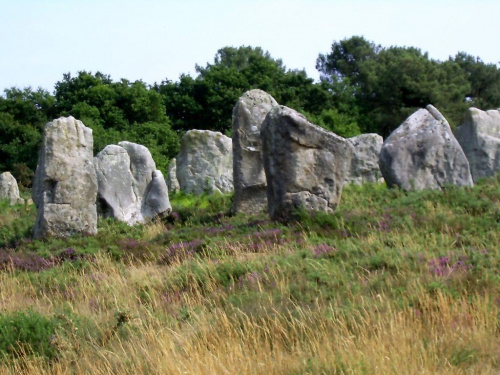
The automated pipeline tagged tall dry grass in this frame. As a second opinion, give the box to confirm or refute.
[0,250,499,375]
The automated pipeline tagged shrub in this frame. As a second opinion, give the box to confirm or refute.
[0,309,59,360]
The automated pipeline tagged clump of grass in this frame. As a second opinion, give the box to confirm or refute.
[0,309,59,360]
[0,199,36,248]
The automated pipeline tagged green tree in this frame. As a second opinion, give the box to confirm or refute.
[156,46,333,134]
[317,36,471,135]
[124,121,180,171]
[53,71,180,172]
[309,108,361,138]
[0,87,55,125]
[54,71,127,130]
[453,52,500,110]
[0,87,54,185]
[317,36,380,87]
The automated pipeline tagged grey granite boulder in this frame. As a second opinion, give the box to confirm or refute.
[346,133,384,184]
[0,172,24,205]
[94,145,137,223]
[455,107,500,182]
[94,142,171,225]
[143,170,171,219]
[261,106,354,221]
[379,105,473,191]
[32,117,98,238]
[232,89,278,214]
[176,130,233,195]
[166,158,180,193]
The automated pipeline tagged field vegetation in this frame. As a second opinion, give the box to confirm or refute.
[1,176,500,374]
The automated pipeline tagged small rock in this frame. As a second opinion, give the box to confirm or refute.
[0,172,24,205]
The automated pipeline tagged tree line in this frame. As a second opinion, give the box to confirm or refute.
[1,36,499,187]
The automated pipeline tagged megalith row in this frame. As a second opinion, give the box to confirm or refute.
[228,91,500,219]
[28,96,500,236]
[229,89,380,220]
[32,116,171,238]
[163,89,384,220]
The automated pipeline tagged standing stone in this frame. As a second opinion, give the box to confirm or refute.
[346,134,384,184]
[166,158,180,193]
[176,130,233,195]
[0,172,24,205]
[32,117,97,238]
[94,142,171,225]
[232,89,278,214]
[143,170,171,219]
[94,145,137,223]
[455,107,500,182]
[379,105,473,191]
[118,141,157,202]
[261,106,354,221]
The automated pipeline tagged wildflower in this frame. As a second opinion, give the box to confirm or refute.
[313,244,337,258]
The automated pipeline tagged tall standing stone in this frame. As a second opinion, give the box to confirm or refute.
[261,106,354,221]
[232,89,278,214]
[379,105,473,190]
[33,117,97,238]
[176,130,233,195]
[94,142,171,225]
[0,172,24,205]
[455,107,500,182]
[346,133,384,185]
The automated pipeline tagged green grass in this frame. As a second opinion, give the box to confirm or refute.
[1,177,500,373]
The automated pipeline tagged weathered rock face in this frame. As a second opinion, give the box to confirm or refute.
[166,158,180,193]
[143,170,171,219]
[455,108,500,182]
[94,142,171,225]
[346,133,384,185]
[176,130,233,195]
[232,89,278,214]
[261,106,354,221]
[94,145,136,223]
[0,172,24,205]
[32,117,97,238]
[379,105,473,191]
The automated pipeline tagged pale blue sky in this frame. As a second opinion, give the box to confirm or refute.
[1,0,499,93]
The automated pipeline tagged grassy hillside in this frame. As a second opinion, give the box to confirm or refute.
[1,178,500,374]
